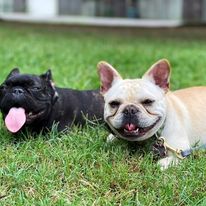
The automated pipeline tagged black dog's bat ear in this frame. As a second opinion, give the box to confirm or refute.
[40,69,52,81]
[40,69,58,104]
[6,68,20,79]
[50,80,59,105]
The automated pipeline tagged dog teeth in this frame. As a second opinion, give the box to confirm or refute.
[124,128,139,133]
[134,128,139,134]
[28,112,33,116]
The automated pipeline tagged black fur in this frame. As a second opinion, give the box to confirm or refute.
[0,69,104,133]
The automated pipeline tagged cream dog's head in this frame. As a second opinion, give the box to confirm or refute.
[98,59,171,141]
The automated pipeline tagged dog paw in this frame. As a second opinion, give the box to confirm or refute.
[158,156,179,170]
[106,133,118,143]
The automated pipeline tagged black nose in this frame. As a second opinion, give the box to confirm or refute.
[13,88,24,95]
[123,105,138,116]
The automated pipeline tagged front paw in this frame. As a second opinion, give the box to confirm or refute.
[158,156,179,170]
[106,133,118,143]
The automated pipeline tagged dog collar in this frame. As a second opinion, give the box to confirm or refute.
[153,119,186,159]
[153,136,185,159]
[153,136,206,160]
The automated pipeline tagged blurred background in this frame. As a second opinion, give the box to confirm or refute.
[0,0,206,90]
[0,0,205,26]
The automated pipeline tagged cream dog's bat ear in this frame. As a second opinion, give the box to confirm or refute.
[97,61,122,94]
[143,59,171,92]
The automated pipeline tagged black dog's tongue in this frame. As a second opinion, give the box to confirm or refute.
[5,107,26,133]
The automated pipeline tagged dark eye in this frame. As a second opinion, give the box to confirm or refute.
[109,101,121,108]
[142,99,155,105]
[32,86,41,91]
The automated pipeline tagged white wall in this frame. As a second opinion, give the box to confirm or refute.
[0,0,13,13]
[27,0,58,17]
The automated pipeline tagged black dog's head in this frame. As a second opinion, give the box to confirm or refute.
[0,68,58,133]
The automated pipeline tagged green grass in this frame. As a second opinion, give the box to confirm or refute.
[0,22,206,205]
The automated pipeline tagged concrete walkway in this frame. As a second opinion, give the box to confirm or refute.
[0,13,183,28]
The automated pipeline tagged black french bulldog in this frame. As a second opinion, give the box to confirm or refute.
[0,68,104,133]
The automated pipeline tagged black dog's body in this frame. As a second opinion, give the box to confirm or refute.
[0,69,104,133]
[33,88,104,132]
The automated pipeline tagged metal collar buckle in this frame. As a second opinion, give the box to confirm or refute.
[157,137,185,160]
[152,137,168,159]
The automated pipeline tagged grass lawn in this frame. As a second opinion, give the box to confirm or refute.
[0,22,206,205]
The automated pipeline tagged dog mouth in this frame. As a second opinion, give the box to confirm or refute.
[26,110,45,123]
[5,107,45,133]
[116,118,160,139]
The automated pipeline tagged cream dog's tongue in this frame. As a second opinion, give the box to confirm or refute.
[5,107,26,133]
[125,123,136,131]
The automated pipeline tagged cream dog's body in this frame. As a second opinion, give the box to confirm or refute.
[98,59,206,169]
[159,87,206,168]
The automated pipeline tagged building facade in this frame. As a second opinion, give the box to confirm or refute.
[0,0,205,24]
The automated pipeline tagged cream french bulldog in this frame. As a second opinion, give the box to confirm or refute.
[97,59,206,169]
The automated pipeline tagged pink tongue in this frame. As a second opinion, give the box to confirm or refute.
[125,123,136,131]
[5,107,26,133]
